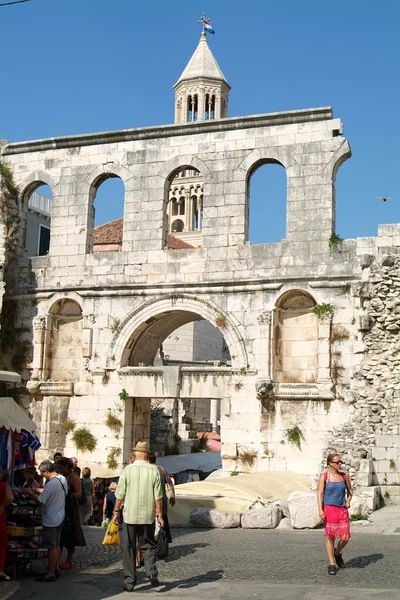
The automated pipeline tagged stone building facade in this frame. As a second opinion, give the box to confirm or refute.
[0,33,399,486]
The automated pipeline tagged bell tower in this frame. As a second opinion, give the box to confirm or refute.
[173,32,230,124]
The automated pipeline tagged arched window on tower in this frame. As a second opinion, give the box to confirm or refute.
[178,197,185,215]
[187,94,198,122]
[205,94,215,120]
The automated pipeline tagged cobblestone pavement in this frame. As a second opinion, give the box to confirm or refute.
[10,525,400,599]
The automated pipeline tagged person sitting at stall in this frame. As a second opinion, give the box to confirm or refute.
[0,466,13,581]
[23,467,41,491]
[56,458,86,570]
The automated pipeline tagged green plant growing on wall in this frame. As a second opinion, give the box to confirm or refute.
[0,161,20,257]
[105,411,122,434]
[240,367,247,375]
[230,470,239,476]
[329,233,343,256]
[102,371,110,385]
[72,427,97,453]
[384,490,391,501]
[215,313,227,328]
[284,426,305,450]
[234,381,243,391]
[119,388,128,401]
[164,433,181,456]
[191,434,209,453]
[109,317,121,333]
[107,447,122,470]
[383,473,388,485]
[314,303,335,321]
[389,459,397,472]
[63,418,76,434]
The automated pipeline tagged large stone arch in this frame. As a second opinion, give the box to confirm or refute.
[108,294,248,369]
[20,170,58,202]
[159,155,210,181]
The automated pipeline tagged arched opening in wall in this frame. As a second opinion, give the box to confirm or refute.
[89,175,125,253]
[23,183,52,257]
[120,310,231,455]
[166,166,203,248]
[45,299,83,381]
[247,160,287,244]
[273,290,318,384]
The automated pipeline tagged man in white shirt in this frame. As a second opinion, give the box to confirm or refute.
[23,459,67,582]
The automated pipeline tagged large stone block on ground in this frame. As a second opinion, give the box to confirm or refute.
[287,491,322,529]
[189,508,241,528]
[348,495,369,517]
[241,506,282,529]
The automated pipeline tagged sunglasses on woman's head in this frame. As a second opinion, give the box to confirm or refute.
[331,460,342,464]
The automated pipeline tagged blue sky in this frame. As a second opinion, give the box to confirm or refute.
[1,0,399,242]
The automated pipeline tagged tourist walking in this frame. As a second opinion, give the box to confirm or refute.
[317,453,353,575]
[0,467,13,581]
[57,458,86,569]
[148,452,175,543]
[79,467,94,525]
[103,481,117,524]
[114,441,164,592]
[21,460,68,582]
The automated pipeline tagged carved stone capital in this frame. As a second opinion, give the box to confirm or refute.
[257,310,272,325]
[33,316,46,330]
[84,313,96,326]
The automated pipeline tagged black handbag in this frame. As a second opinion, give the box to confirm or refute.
[157,527,169,559]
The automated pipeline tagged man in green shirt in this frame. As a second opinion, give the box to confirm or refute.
[114,441,164,592]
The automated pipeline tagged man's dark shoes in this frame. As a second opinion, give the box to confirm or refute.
[335,553,345,568]
[124,586,135,593]
[149,576,160,587]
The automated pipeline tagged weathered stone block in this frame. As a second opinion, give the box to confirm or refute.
[189,508,241,529]
[241,506,281,529]
[287,491,321,529]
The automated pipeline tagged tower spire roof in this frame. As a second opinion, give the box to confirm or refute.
[175,33,229,87]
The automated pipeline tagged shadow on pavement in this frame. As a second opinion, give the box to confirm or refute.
[158,569,224,592]
[345,553,384,569]
[164,542,210,563]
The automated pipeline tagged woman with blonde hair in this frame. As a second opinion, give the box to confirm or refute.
[79,467,94,526]
[317,452,353,575]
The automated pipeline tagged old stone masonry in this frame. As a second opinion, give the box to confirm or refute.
[0,32,399,497]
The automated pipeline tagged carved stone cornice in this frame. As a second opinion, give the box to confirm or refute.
[273,383,334,400]
[27,381,74,396]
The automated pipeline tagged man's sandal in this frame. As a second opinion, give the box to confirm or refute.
[328,564,337,575]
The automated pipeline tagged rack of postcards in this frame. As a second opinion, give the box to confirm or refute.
[6,493,47,578]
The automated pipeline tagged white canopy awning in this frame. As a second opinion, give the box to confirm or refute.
[0,397,37,433]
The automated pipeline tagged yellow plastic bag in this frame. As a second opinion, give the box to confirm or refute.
[102,519,120,545]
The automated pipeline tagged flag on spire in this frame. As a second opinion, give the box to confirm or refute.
[198,13,215,34]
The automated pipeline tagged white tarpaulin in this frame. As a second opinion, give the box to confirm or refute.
[169,471,312,525]
[0,397,37,433]
[156,452,222,474]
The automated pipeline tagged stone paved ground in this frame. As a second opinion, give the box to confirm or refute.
[9,524,400,599]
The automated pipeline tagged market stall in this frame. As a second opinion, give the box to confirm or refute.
[0,397,45,577]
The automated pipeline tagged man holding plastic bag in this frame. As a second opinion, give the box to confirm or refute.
[113,441,164,592]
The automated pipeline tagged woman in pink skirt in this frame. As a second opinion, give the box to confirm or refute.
[317,453,353,575]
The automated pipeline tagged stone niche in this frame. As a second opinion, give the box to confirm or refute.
[45,299,83,381]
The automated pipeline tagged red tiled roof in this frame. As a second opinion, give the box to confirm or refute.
[167,235,194,249]
[94,218,123,245]
[93,218,194,249]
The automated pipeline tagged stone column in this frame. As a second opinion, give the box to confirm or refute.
[210,398,219,433]
[32,316,47,376]
[257,310,272,380]
[198,88,205,121]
